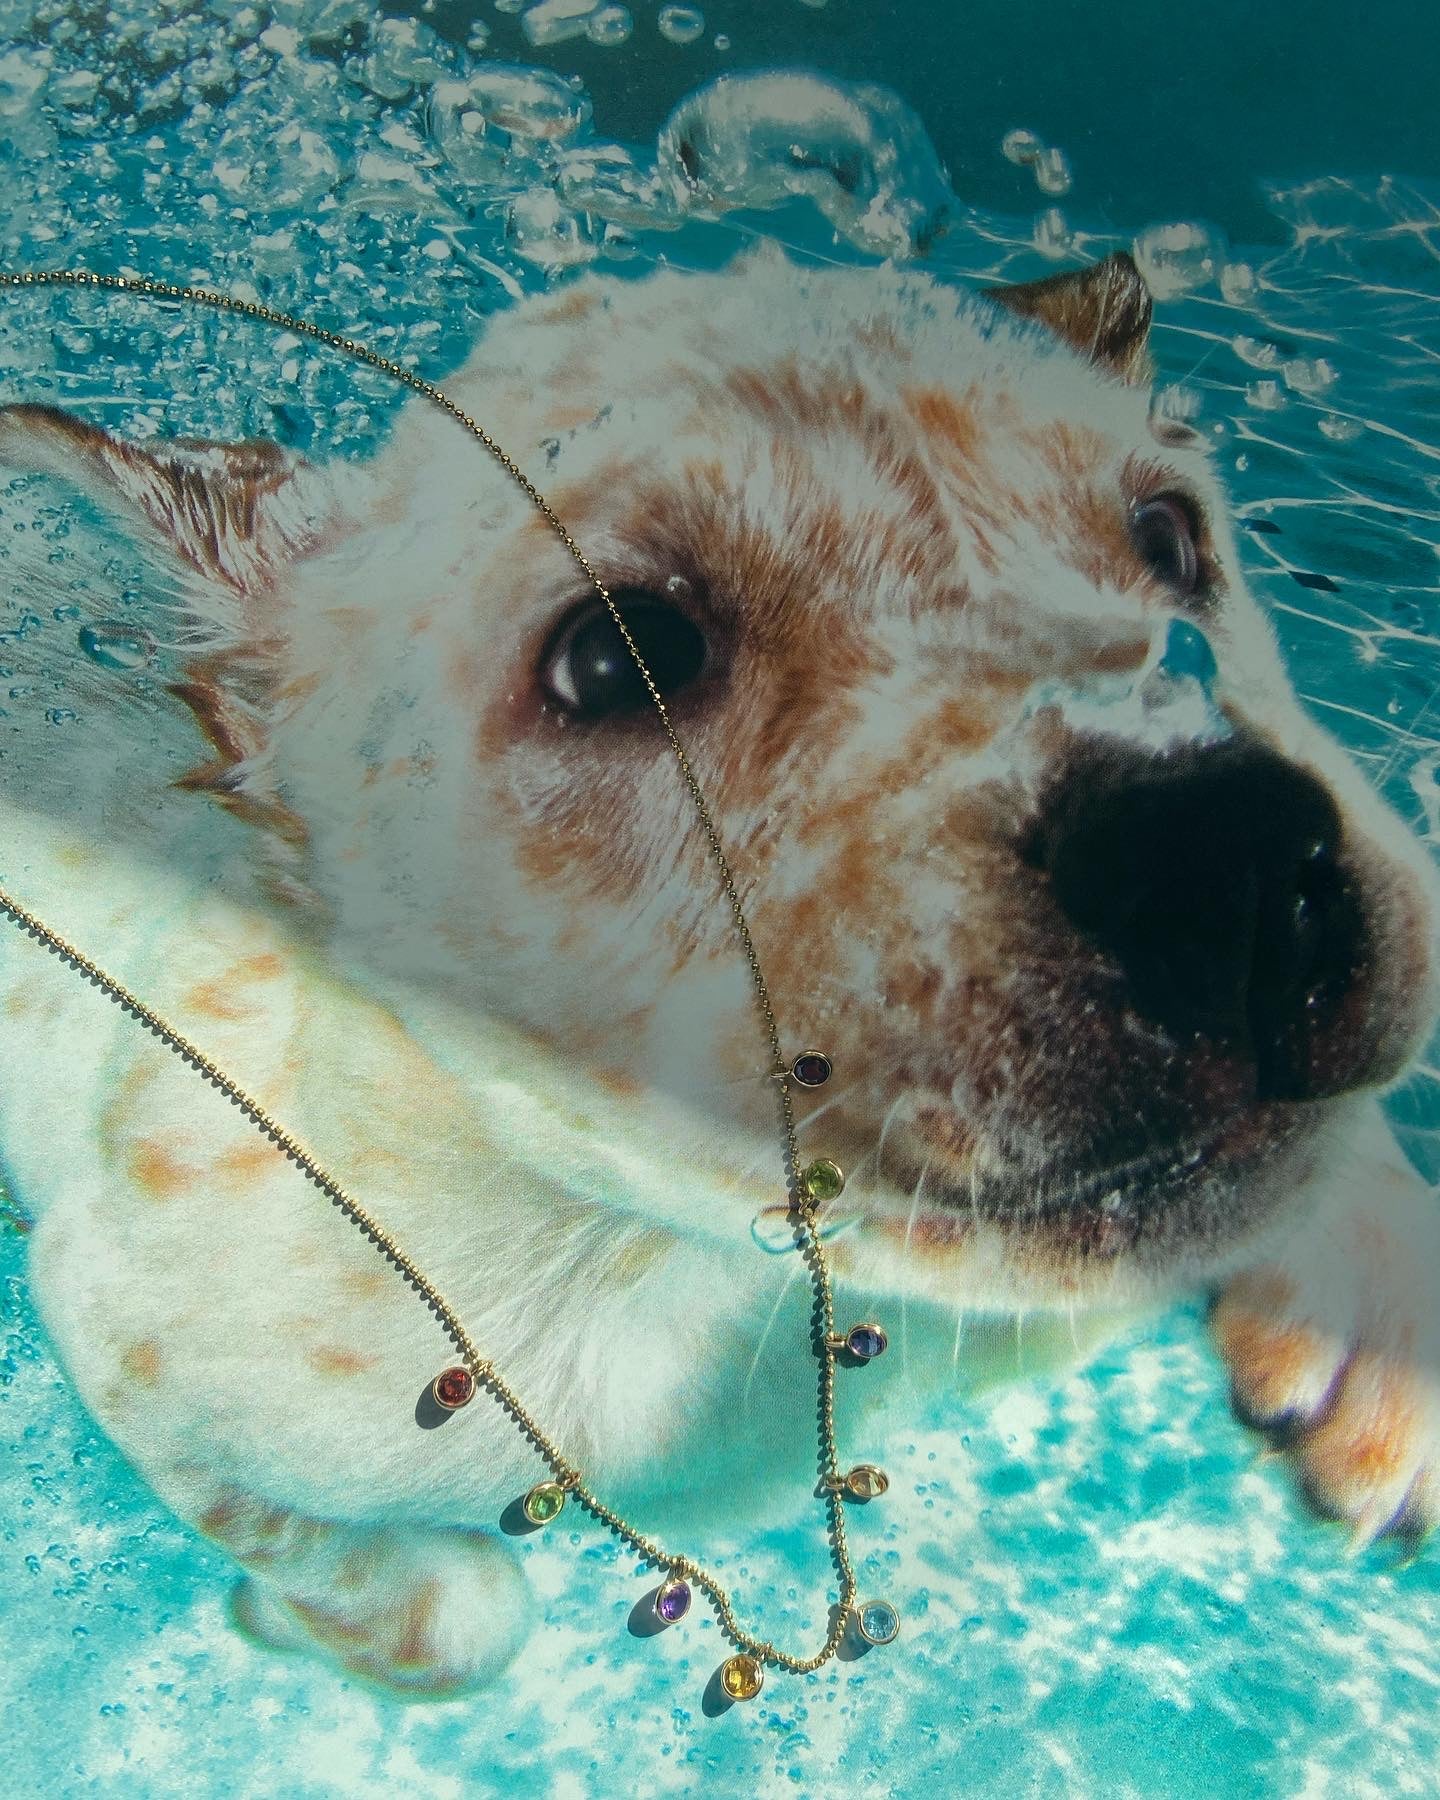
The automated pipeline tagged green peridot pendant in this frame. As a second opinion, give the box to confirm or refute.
[523,1480,567,1525]
[801,1158,845,1203]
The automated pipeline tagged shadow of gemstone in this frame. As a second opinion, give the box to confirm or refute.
[627,1590,670,1639]
[412,1386,454,1432]
[499,1495,549,1537]
[701,1664,736,1717]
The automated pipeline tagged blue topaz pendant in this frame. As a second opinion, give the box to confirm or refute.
[853,1599,900,1646]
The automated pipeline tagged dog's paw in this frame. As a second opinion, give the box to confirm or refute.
[217,1506,532,1699]
[1211,1266,1440,1549]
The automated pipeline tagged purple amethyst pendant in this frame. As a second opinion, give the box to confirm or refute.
[654,1576,692,1624]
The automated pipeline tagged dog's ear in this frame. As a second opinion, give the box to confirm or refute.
[0,401,333,856]
[0,400,329,594]
[985,251,1153,385]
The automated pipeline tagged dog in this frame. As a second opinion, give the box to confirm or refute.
[1,244,1437,1699]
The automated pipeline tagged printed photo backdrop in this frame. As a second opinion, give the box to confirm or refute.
[2,2,1440,1796]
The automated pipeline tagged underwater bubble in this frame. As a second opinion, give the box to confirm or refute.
[1318,414,1364,443]
[78,622,157,671]
[0,46,49,122]
[1033,146,1071,196]
[211,119,342,214]
[1152,383,1203,426]
[51,69,103,110]
[1281,355,1338,395]
[586,4,633,45]
[425,80,512,183]
[603,219,640,258]
[657,5,705,45]
[523,0,600,48]
[1232,334,1282,369]
[657,71,954,257]
[1002,127,1043,165]
[1033,206,1072,259]
[269,0,370,42]
[556,144,679,229]
[1219,261,1258,304]
[1245,379,1286,411]
[1132,220,1225,300]
[2,612,43,643]
[505,188,598,268]
[463,65,593,140]
[353,17,455,100]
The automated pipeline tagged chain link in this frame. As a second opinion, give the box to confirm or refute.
[0,268,862,1675]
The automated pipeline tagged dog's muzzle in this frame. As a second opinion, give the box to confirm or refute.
[1031,733,1370,1102]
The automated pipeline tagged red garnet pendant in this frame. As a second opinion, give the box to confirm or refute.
[431,1365,476,1410]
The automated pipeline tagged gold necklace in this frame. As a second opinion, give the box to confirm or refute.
[0,267,902,1701]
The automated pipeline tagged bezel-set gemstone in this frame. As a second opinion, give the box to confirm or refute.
[522,1480,567,1525]
[846,1323,887,1361]
[855,1598,900,1646]
[431,1365,476,1409]
[719,1653,765,1701]
[801,1157,845,1203]
[790,1050,832,1089]
[844,1464,889,1501]
[655,1577,692,1624]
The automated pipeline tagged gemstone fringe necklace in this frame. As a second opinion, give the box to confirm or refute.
[0,268,902,1702]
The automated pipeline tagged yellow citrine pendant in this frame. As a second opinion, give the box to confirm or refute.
[719,1653,765,1701]
[825,1463,889,1501]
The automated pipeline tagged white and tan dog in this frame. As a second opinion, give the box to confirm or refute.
[1,246,1438,1699]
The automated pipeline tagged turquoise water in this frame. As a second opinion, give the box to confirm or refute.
[3,3,1440,1795]
[7,1247,1440,1797]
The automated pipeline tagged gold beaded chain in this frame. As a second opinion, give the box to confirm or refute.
[0,268,902,1698]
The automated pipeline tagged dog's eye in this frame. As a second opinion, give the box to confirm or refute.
[540,588,709,718]
[1131,494,1201,595]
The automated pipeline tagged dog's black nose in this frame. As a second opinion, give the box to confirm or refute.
[1036,735,1366,1100]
